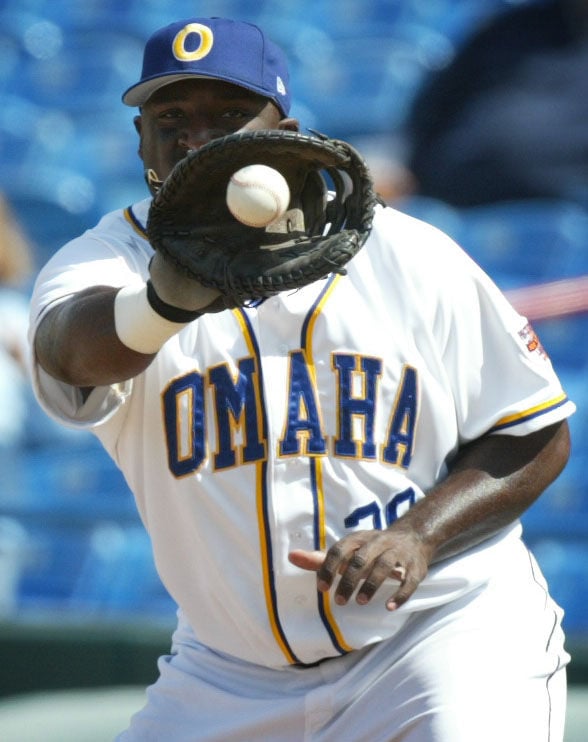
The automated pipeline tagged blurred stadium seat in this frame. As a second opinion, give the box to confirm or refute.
[536,314,588,374]
[394,196,588,291]
[393,195,464,242]
[0,442,175,621]
[9,29,143,112]
[69,523,176,618]
[290,22,455,136]
[0,443,136,519]
[457,200,588,290]
[9,189,98,268]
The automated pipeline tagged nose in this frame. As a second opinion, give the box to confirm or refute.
[178,124,221,152]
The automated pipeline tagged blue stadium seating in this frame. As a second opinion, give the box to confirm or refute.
[457,200,588,290]
[69,523,176,618]
[0,0,525,252]
[536,316,588,375]
[9,189,99,268]
[15,519,176,621]
[288,21,456,136]
[0,442,175,621]
[393,195,464,242]
[0,443,137,521]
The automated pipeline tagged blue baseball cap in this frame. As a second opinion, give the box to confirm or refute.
[122,17,291,116]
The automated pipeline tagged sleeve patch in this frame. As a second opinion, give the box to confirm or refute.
[518,322,548,360]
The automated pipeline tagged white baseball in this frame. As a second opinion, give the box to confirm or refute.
[226,164,290,228]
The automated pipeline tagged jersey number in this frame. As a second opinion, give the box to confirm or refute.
[344,487,416,529]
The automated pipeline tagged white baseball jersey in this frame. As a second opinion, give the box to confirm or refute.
[29,200,574,669]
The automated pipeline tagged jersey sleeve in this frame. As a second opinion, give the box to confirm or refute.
[28,207,151,430]
[428,229,574,440]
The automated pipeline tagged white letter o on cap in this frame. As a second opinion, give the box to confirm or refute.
[172,23,214,61]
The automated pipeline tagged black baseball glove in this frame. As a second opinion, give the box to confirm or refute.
[146,129,378,305]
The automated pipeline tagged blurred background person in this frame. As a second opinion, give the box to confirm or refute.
[0,192,86,449]
[0,192,35,449]
[400,0,588,207]
[0,194,33,616]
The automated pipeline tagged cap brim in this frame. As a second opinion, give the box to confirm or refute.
[122,71,285,111]
[122,73,213,106]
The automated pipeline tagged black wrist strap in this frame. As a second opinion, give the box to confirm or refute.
[146,280,203,323]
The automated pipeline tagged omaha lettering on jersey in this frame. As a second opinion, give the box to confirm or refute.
[162,353,418,476]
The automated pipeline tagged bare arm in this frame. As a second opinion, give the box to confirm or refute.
[34,286,154,387]
[289,420,571,610]
[34,252,223,388]
[407,420,570,563]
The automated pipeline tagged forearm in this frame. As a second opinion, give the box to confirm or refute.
[289,418,570,611]
[34,286,155,387]
[34,252,226,389]
[397,421,571,563]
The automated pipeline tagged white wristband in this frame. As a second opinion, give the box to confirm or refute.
[114,283,191,354]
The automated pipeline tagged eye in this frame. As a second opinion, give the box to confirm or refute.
[158,108,186,121]
[221,108,252,120]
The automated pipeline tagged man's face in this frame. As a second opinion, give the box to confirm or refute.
[134,78,298,188]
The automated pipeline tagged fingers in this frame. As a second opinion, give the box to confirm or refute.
[355,558,423,612]
[385,570,419,612]
[330,549,412,609]
[289,533,429,611]
[318,541,368,601]
[288,549,326,571]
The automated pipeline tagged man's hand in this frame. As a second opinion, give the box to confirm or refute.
[149,251,223,313]
[289,526,432,611]
[289,422,570,613]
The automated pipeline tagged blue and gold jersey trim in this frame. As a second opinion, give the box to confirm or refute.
[233,307,301,666]
[301,275,354,657]
[234,276,355,666]
[489,393,569,432]
[124,206,148,239]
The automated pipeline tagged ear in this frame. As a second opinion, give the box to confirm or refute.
[278,117,300,132]
[133,114,143,158]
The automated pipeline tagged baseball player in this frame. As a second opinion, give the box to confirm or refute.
[29,17,573,742]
